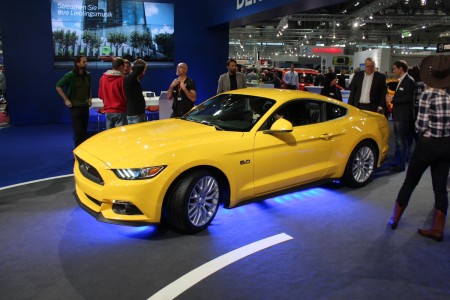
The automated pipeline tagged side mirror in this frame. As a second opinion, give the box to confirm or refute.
[263,118,293,134]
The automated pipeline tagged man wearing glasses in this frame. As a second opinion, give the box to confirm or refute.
[348,57,387,113]
[168,62,197,117]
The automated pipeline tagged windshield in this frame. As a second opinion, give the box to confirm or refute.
[182,94,275,132]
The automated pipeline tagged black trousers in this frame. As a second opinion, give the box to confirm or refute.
[396,136,450,213]
[357,103,376,112]
[70,106,89,148]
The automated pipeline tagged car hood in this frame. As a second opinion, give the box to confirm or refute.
[75,119,243,168]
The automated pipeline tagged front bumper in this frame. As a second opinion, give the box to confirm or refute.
[73,191,153,226]
[73,151,170,225]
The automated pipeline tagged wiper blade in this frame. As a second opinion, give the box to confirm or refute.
[200,120,224,131]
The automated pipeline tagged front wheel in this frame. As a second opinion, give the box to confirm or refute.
[343,141,377,188]
[163,170,220,233]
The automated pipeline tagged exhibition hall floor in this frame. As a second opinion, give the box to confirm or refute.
[0,124,449,300]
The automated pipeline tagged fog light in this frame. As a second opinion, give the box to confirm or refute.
[112,200,143,215]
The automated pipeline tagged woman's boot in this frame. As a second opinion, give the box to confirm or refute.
[389,201,406,230]
[418,209,446,242]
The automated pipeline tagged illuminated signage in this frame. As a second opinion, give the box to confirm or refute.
[312,47,344,54]
[237,0,264,10]
[437,43,450,53]
[402,30,412,38]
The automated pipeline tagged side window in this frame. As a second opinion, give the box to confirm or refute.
[325,102,347,121]
[308,101,322,124]
[272,100,323,127]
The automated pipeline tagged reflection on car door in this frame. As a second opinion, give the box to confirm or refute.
[252,100,336,195]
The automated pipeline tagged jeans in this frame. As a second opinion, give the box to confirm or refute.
[127,114,146,124]
[106,113,127,129]
[393,121,410,168]
[396,136,450,213]
[70,106,89,147]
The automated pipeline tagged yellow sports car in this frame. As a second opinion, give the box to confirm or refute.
[74,88,389,233]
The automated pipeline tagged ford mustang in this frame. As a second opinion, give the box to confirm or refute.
[73,88,389,233]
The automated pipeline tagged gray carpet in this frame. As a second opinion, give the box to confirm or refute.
[0,170,449,299]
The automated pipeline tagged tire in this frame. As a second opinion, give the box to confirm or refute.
[164,170,220,233]
[343,141,377,188]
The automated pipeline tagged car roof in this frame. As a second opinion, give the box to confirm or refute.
[222,87,338,103]
[275,68,318,74]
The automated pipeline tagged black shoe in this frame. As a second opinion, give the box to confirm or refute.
[389,165,405,172]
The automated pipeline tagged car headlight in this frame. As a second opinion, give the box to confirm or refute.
[112,166,166,180]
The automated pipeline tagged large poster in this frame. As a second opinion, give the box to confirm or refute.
[51,0,174,69]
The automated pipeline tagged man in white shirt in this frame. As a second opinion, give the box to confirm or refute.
[348,57,387,113]
[386,60,415,172]
[283,64,299,90]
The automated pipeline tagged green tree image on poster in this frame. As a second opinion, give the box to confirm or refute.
[51,0,174,69]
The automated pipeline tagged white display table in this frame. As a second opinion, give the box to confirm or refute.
[91,97,159,108]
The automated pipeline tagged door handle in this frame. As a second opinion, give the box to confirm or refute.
[320,133,333,140]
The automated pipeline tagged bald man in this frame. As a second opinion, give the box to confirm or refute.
[167,62,197,117]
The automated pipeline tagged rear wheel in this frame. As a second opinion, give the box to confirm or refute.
[343,141,376,188]
[164,170,220,233]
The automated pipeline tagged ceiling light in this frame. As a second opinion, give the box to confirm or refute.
[354,2,360,6]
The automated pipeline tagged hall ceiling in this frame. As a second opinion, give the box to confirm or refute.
[229,0,450,58]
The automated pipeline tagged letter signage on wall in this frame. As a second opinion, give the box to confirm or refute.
[237,0,264,10]
[313,47,344,54]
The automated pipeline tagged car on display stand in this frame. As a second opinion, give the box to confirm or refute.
[73,88,390,233]
[274,68,319,91]
[98,55,115,62]
[385,78,400,115]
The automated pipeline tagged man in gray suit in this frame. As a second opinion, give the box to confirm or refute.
[348,57,387,113]
[217,59,247,94]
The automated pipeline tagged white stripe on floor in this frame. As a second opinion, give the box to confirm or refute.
[148,232,293,300]
[0,174,73,191]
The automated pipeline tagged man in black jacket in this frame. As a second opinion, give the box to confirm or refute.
[386,60,416,172]
[348,57,387,113]
[124,59,148,124]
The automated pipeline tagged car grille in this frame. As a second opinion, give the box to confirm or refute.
[76,156,104,186]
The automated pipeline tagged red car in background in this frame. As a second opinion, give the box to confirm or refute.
[274,68,319,91]
[99,55,115,62]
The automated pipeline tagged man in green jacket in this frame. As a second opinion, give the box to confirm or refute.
[56,55,92,147]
